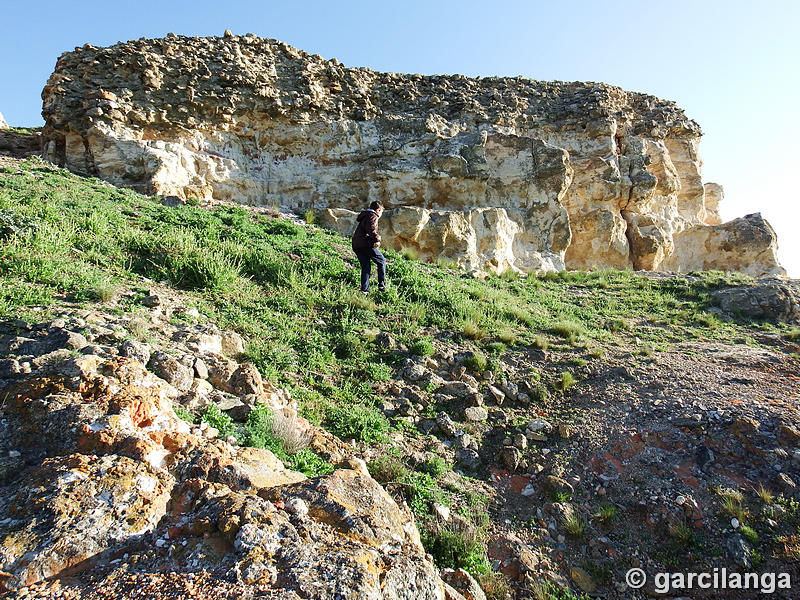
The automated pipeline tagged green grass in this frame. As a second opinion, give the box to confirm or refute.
[419,454,451,478]
[0,157,782,450]
[326,403,389,442]
[242,405,333,477]
[410,337,435,356]
[463,351,488,373]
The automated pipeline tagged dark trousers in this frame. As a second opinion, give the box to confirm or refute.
[354,247,386,292]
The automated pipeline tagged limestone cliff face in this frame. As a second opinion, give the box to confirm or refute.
[41,34,784,276]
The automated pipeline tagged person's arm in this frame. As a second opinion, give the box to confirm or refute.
[366,213,381,246]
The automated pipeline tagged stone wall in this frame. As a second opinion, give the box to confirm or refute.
[41,33,784,276]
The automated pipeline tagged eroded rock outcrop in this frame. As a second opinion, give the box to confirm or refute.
[41,34,784,275]
[0,317,448,597]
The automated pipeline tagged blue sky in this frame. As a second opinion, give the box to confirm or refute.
[1,0,797,275]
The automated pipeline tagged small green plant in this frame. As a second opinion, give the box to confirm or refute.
[588,347,604,358]
[740,524,759,545]
[128,316,150,340]
[754,484,775,505]
[460,318,484,340]
[553,490,572,503]
[639,344,655,357]
[463,351,488,373]
[302,208,316,224]
[485,341,507,355]
[326,404,389,442]
[478,573,511,600]
[410,338,435,356]
[533,334,549,351]
[604,318,629,332]
[173,404,196,423]
[785,327,800,342]
[419,454,450,478]
[595,504,617,523]
[243,405,331,477]
[368,454,410,483]
[562,507,585,539]
[436,256,459,270]
[551,320,587,340]
[716,487,749,521]
[365,361,393,382]
[668,520,693,543]
[420,520,490,576]
[85,280,118,302]
[531,384,550,403]
[497,327,518,345]
[555,371,576,391]
[531,580,591,600]
[201,404,236,439]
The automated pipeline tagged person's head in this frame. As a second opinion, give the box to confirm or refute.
[369,200,384,217]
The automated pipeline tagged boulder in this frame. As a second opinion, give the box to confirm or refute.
[711,279,799,323]
[148,351,194,391]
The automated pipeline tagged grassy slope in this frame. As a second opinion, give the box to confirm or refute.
[3,156,796,437]
[2,157,798,590]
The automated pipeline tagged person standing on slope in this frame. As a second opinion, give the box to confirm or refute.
[351,200,387,294]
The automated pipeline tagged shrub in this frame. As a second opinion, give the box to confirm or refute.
[420,520,490,576]
[326,404,389,442]
[173,405,196,423]
[463,351,488,373]
[419,454,450,478]
[201,404,236,439]
[485,341,507,355]
[302,208,316,224]
[368,454,409,483]
[410,338,435,356]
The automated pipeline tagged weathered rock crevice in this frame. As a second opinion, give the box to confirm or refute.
[40,34,784,276]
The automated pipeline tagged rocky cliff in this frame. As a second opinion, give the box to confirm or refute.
[41,33,784,276]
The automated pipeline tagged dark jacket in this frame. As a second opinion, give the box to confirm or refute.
[351,209,381,250]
